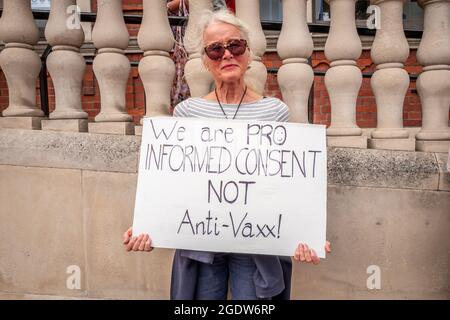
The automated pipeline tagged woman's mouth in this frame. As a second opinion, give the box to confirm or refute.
[222,64,237,69]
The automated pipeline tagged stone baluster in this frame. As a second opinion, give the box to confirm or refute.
[369,0,413,151]
[89,0,134,135]
[135,0,175,135]
[183,0,214,97]
[325,0,366,148]
[235,0,267,94]
[277,0,314,123]
[77,0,94,42]
[43,0,88,132]
[415,0,450,152]
[0,0,43,130]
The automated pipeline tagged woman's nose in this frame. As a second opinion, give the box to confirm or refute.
[222,48,233,59]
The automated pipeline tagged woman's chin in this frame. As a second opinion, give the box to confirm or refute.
[219,74,244,84]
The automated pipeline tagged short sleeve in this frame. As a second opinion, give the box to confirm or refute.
[173,100,190,118]
[274,100,290,122]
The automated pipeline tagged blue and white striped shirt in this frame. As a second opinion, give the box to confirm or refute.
[173,96,290,122]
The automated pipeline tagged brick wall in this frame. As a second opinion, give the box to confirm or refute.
[1,0,448,127]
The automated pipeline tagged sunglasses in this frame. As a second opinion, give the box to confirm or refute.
[204,39,248,60]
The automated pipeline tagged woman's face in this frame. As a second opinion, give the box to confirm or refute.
[203,22,250,84]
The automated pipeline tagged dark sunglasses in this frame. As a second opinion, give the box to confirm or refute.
[204,39,248,60]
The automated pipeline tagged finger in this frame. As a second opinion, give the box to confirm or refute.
[299,243,306,262]
[127,236,138,251]
[144,236,153,252]
[126,237,137,251]
[325,241,331,253]
[139,234,148,251]
[294,246,300,261]
[133,234,145,251]
[123,227,133,244]
[303,244,312,263]
[132,235,142,251]
[311,249,320,265]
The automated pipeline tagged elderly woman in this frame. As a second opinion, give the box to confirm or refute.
[123,9,331,300]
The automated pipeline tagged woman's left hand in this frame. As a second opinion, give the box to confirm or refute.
[293,241,331,265]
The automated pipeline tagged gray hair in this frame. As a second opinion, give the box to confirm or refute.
[184,9,251,56]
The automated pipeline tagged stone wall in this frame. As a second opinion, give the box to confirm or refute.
[0,128,448,299]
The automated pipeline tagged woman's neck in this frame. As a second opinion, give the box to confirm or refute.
[215,80,247,104]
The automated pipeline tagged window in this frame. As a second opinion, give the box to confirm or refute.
[356,0,370,23]
[313,0,330,22]
[403,0,423,30]
[260,0,282,22]
[31,0,51,39]
[31,0,51,10]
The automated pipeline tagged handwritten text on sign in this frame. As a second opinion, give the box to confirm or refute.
[132,117,327,257]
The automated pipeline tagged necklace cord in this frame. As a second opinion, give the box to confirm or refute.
[215,86,248,120]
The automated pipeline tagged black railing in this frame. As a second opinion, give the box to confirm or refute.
[39,45,52,117]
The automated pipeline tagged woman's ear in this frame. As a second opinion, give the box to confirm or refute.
[247,49,253,69]
[202,56,210,72]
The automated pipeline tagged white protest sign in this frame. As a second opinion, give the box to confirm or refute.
[132,117,327,257]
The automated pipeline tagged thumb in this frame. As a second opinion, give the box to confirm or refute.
[123,227,133,243]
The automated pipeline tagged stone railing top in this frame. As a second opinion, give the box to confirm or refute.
[370,0,407,5]
[0,128,448,192]
[418,0,450,8]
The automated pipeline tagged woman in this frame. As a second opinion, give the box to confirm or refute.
[123,9,331,300]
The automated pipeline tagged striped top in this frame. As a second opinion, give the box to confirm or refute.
[171,95,292,299]
[173,96,290,122]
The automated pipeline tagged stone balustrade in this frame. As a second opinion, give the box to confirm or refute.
[324,0,365,148]
[0,0,43,129]
[90,0,134,135]
[369,0,413,151]
[235,0,267,94]
[0,0,448,153]
[277,0,314,123]
[415,0,450,153]
[43,0,88,132]
[184,0,214,97]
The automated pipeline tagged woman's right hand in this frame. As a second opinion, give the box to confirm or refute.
[123,227,153,252]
